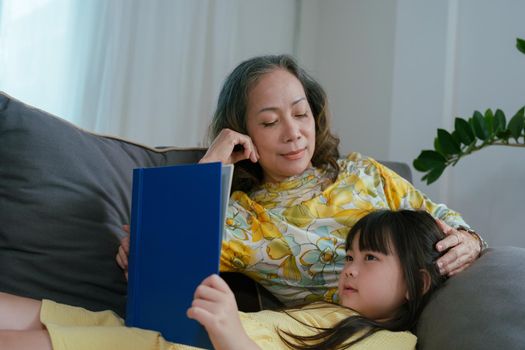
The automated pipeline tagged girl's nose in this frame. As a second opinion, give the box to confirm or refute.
[344,265,357,278]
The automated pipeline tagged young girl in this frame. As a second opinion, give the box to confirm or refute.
[188,209,447,350]
[0,210,446,350]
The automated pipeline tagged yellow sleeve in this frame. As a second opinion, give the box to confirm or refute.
[370,159,468,228]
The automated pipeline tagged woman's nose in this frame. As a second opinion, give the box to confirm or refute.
[282,118,301,142]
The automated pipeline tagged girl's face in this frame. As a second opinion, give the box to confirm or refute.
[338,232,408,321]
[246,69,316,183]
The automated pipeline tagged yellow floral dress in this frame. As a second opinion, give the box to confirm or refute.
[220,152,468,305]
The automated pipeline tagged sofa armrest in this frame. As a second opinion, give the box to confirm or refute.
[417,246,525,349]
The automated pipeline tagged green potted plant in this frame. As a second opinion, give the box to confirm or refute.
[413,38,525,184]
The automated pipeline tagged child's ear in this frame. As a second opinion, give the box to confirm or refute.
[405,269,432,300]
[420,269,432,295]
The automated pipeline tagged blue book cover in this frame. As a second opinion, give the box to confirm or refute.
[125,162,233,349]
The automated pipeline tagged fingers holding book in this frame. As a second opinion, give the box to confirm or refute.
[116,225,130,281]
[187,274,259,350]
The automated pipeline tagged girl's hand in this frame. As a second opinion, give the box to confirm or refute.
[435,220,481,276]
[115,225,130,281]
[187,274,260,350]
[199,129,259,165]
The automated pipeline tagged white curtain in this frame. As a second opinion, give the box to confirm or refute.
[72,0,243,147]
[0,0,297,147]
[0,0,76,119]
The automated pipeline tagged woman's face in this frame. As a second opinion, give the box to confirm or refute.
[246,69,316,183]
[338,232,408,321]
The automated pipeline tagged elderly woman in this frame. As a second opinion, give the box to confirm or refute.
[196,54,484,305]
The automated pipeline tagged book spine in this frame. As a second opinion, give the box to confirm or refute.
[125,168,144,324]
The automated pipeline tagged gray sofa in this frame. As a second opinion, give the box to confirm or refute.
[1,91,524,349]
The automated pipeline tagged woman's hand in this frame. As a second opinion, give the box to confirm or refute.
[199,129,259,165]
[115,225,130,281]
[187,274,260,350]
[435,220,481,276]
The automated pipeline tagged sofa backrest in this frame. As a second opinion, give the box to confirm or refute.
[0,93,177,315]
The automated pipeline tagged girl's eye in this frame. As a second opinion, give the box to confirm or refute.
[365,254,378,261]
[345,255,353,262]
[295,113,308,118]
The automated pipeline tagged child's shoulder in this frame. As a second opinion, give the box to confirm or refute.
[239,302,351,328]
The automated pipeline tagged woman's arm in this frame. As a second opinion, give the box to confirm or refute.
[187,274,261,350]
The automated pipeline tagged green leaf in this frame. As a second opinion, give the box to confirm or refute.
[437,128,461,155]
[496,129,511,140]
[434,137,445,156]
[508,106,525,141]
[413,150,446,171]
[517,38,525,55]
[471,111,489,140]
[454,117,475,145]
[494,109,506,133]
[484,109,494,136]
[422,164,446,185]
[451,130,462,145]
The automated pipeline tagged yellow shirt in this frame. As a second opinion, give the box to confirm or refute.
[41,300,416,350]
[221,152,467,305]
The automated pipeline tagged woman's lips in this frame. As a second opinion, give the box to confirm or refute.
[282,148,306,160]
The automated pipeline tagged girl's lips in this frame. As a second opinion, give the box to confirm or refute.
[282,148,306,160]
[343,285,357,293]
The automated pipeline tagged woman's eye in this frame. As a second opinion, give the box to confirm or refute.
[295,113,308,118]
[262,121,276,127]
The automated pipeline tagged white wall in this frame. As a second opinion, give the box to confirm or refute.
[447,0,525,247]
[298,0,397,161]
[388,1,453,203]
[300,0,525,247]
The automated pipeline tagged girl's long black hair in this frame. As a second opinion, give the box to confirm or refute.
[279,209,447,349]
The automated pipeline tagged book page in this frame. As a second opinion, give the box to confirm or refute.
[220,164,234,240]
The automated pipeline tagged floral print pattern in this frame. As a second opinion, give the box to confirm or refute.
[220,152,468,305]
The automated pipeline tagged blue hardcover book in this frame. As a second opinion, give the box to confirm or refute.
[125,162,233,349]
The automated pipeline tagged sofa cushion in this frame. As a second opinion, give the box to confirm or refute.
[0,92,204,316]
[417,246,525,349]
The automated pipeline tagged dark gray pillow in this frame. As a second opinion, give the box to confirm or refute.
[417,246,525,350]
[0,92,204,316]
